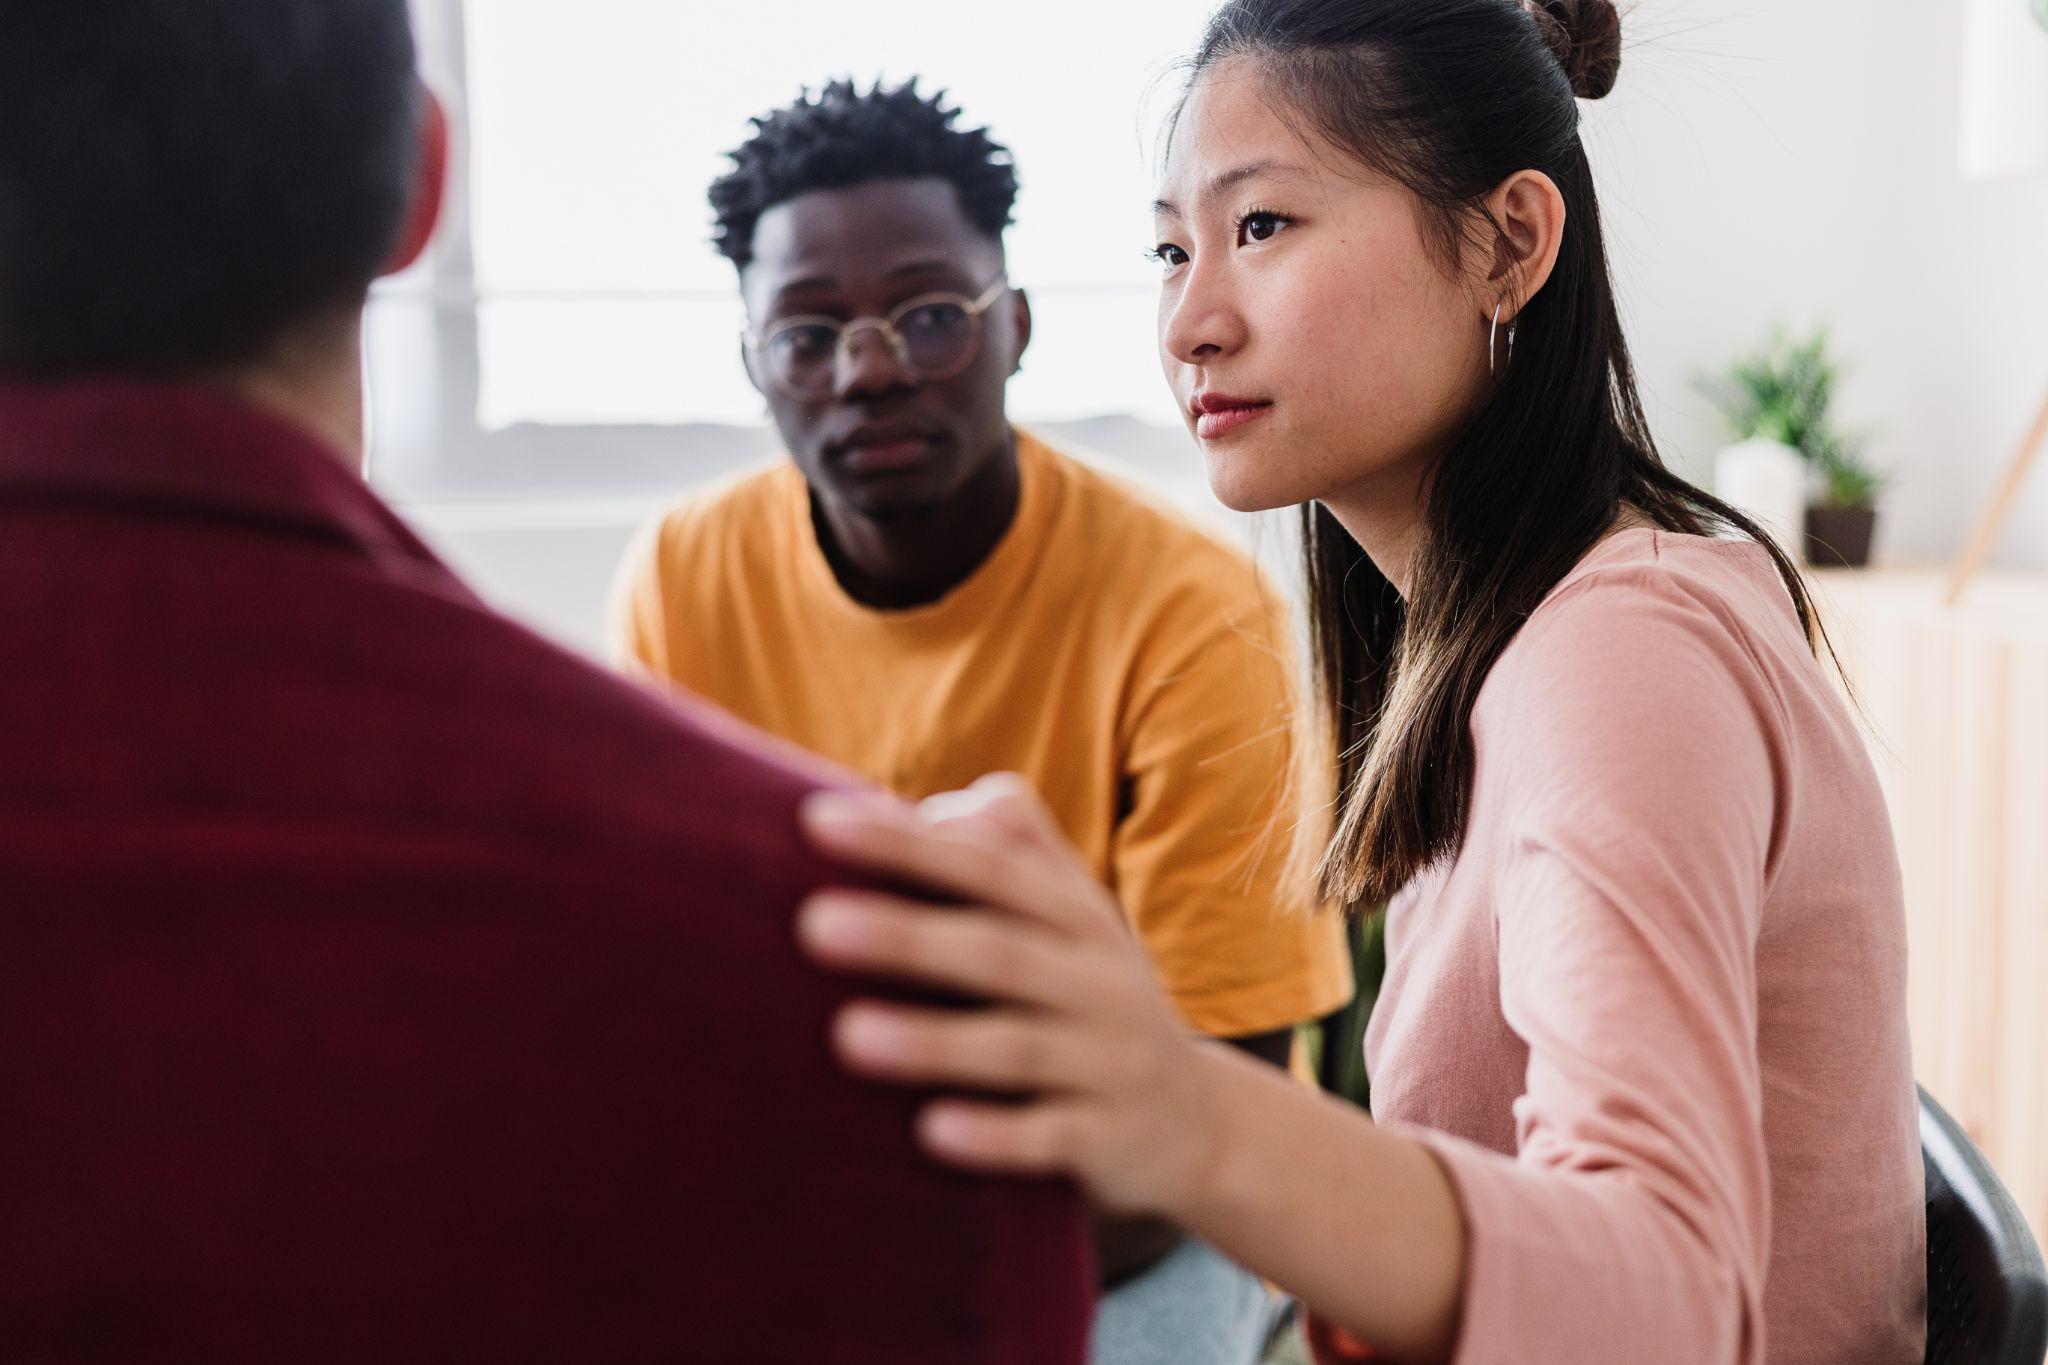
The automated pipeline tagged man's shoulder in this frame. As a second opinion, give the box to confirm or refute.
[395,588,845,862]
[645,459,800,568]
[332,584,865,915]
[2,490,848,904]
[1024,432,1285,623]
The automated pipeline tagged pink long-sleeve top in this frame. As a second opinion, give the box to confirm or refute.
[1354,529,1924,1363]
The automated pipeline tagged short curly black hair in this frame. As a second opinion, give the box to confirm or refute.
[709,78,1018,271]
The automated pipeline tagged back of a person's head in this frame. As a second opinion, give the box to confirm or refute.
[0,0,420,379]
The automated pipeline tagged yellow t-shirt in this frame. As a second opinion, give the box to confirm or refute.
[609,429,1352,1037]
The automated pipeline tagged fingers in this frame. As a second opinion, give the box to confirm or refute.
[914,773,1057,844]
[801,793,1114,938]
[957,772,1070,851]
[833,1001,1104,1093]
[915,1096,1090,1178]
[914,787,998,827]
[797,891,1114,1009]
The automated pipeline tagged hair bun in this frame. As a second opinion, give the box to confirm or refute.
[1528,0,1623,100]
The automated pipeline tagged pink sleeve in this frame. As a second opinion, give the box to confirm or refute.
[1413,570,1782,1364]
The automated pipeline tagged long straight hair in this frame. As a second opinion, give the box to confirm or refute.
[1185,0,1830,906]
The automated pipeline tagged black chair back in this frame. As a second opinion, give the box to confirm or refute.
[1921,1085,2048,1364]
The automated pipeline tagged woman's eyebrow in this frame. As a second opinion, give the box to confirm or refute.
[1153,159,1310,218]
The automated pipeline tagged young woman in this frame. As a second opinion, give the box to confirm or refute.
[789,2,1925,1360]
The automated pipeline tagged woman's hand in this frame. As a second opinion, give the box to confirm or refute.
[795,772,1229,1218]
[799,774,1469,1361]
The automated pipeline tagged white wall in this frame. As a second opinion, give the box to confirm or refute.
[1587,0,2048,568]
[411,0,2048,654]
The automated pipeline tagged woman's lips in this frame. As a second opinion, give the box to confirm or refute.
[1194,401,1273,440]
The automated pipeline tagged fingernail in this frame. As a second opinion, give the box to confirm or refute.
[796,897,861,952]
[800,792,866,830]
[919,1105,978,1155]
[836,1006,899,1060]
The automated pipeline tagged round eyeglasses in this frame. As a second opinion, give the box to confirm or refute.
[742,278,1010,402]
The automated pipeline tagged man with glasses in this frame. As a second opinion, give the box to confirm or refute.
[611,78,1351,1365]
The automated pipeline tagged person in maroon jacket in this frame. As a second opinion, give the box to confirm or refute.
[0,3,1093,1361]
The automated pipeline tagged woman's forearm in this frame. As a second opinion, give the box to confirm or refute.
[1167,1041,1469,1364]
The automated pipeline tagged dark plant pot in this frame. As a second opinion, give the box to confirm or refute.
[1804,504,1877,568]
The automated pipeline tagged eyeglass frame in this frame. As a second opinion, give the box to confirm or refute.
[740,277,1011,401]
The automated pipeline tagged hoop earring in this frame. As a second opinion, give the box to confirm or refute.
[1490,301,1519,376]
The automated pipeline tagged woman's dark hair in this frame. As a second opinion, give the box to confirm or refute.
[0,0,422,377]
[1184,0,1829,906]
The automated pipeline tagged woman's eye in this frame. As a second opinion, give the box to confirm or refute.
[1238,211,1289,245]
[1147,244,1189,270]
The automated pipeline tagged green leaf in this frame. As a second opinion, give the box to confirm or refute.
[1814,436,1887,508]
[1699,324,1875,483]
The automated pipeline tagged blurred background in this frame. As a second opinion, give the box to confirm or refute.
[369,0,2048,648]
[366,0,2048,1239]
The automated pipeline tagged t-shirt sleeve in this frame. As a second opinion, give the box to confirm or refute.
[606,515,675,680]
[1405,568,1782,1364]
[1112,562,1353,1038]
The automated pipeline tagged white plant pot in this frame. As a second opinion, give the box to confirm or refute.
[1714,438,1808,555]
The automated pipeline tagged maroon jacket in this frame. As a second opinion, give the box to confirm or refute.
[0,378,1092,1363]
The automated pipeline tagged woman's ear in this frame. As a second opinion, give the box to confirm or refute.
[1480,169,1567,324]
[381,86,450,278]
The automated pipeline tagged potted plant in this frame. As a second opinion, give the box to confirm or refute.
[1697,326,1886,568]
[1803,428,1887,569]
